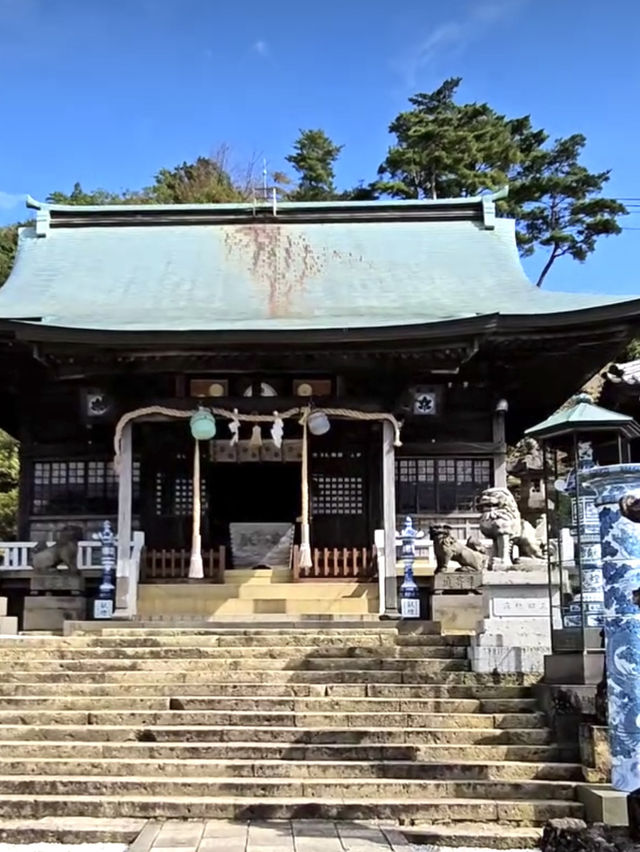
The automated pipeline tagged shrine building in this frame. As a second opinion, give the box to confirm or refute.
[0,190,639,623]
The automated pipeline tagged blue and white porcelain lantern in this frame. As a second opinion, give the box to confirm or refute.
[583,464,640,793]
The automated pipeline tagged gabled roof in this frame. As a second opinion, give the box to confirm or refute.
[525,393,640,440]
[0,190,638,335]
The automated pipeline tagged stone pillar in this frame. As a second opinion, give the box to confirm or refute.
[468,569,558,673]
[381,421,398,615]
[583,463,640,793]
[0,597,17,634]
[116,420,133,616]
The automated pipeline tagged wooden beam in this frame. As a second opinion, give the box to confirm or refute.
[115,420,133,615]
[381,420,398,615]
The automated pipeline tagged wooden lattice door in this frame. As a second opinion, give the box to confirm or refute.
[309,423,380,548]
[139,424,209,551]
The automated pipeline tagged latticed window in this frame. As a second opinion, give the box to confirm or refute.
[154,472,208,517]
[396,457,492,514]
[311,474,364,516]
[32,460,140,515]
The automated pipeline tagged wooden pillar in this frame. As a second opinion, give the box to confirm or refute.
[492,410,507,489]
[115,420,133,615]
[382,420,398,615]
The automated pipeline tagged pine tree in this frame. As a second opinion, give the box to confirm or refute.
[286,130,343,201]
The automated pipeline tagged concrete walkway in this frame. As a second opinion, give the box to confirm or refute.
[131,820,409,852]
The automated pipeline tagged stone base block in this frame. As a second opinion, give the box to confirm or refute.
[0,615,17,635]
[580,724,611,783]
[431,593,483,633]
[0,597,7,617]
[468,643,547,673]
[577,785,628,826]
[23,596,87,631]
[544,650,604,684]
[468,569,557,674]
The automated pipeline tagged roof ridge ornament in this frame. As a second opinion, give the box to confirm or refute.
[480,185,508,230]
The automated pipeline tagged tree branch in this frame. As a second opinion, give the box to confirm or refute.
[535,245,559,287]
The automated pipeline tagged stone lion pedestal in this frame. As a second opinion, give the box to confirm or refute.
[468,569,559,674]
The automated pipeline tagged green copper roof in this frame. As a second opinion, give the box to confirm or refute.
[0,193,636,333]
[525,393,640,440]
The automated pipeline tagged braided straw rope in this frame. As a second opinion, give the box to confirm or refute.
[112,403,402,572]
[113,404,402,471]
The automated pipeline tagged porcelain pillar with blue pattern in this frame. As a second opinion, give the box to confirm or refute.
[582,464,640,793]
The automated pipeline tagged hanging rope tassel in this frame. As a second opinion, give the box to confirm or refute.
[250,424,263,449]
[188,438,204,579]
[299,410,312,569]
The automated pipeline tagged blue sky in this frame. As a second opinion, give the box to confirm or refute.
[0,0,638,296]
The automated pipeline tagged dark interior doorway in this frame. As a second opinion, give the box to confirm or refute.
[207,462,301,536]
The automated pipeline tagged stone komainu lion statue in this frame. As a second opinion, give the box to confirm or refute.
[429,525,488,573]
[31,525,84,576]
[478,487,544,566]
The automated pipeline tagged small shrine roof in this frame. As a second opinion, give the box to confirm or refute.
[0,191,638,335]
[525,393,640,440]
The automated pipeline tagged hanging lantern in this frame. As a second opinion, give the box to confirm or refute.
[308,410,331,436]
[189,408,217,441]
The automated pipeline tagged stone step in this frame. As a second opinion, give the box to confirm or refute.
[0,757,582,781]
[0,775,580,801]
[0,794,583,823]
[0,657,472,672]
[0,644,469,659]
[0,817,145,845]
[0,669,505,685]
[0,682,534,698]
[0,709,548,729]
[68,623,444,636]
[0,632,467,648]
[402,822,542,849]
[0,724,552,744]
[0,695,539,713]
[0,741,567,762]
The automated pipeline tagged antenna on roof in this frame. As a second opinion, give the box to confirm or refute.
[263,158,268,201]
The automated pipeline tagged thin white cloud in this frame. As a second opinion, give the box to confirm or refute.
[252,39,269,58]
[0,191,25,211]
[398,0,527,88]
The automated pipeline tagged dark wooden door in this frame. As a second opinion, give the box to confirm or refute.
[309,422,380,548]
[139,424,209,551]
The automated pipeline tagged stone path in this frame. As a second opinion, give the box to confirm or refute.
[131,820,408,852]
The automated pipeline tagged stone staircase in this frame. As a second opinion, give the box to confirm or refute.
[0,623,583,846]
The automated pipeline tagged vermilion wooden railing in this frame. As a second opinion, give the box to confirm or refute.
[292,545,375,581]
[140,547,226,583]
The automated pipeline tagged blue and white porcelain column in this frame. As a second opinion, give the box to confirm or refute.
[582,464,640,806]
[561,442,605,630]
[396,516,422,619]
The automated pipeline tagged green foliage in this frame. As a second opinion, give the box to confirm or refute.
[507,134,626,287]
[377,78,520,200]
[47,181,132,205]
[377,78,625,285]
[625,339,640,360]
[148,155,250,204]
[0,225,19,288]
[0,431,18,540]
[286,129,343,201]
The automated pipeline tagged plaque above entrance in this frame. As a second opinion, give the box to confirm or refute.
[230,523,295,569]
